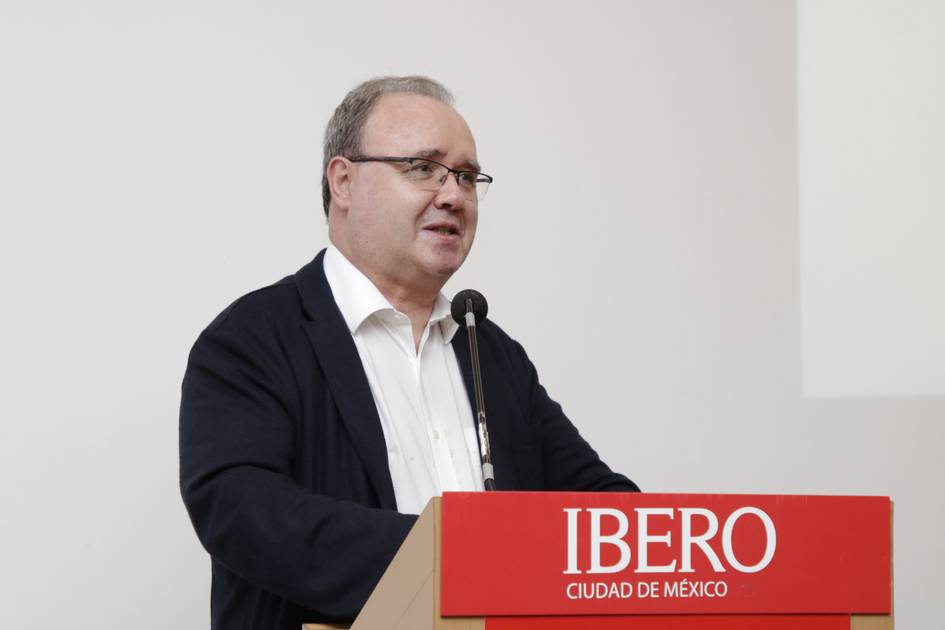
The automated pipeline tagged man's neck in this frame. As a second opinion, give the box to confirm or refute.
[329,239,444,352]
[371,278,439,353]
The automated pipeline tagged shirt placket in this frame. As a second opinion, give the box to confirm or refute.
[415,323,461,492]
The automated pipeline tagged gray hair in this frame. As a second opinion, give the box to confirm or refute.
[321,75,455,216]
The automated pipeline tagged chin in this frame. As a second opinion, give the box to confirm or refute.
[430,264,462,279]
[418,250,467,278]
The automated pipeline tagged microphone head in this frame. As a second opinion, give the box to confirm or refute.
[451,289,488,325]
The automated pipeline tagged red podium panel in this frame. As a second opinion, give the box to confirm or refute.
[486,615,851,630]
[441,493,890,617]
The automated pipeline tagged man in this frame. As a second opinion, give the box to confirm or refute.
[179,76,638,630]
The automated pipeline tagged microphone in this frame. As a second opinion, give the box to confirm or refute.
[450,289,496,492]
[451,289,488,327]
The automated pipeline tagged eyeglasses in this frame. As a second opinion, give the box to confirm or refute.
[348,156,493,201]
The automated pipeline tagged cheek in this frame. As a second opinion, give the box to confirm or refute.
[351,180,385,215]
[466,209,479,242]
[349,201,415,250]
[349,187,393,234]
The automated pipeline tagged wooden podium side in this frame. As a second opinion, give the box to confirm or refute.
[303,498,464,630]
[351,497,478,630]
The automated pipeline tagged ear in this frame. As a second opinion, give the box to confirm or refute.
[326,156,353,213]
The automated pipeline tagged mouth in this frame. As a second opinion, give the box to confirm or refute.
[423,223,460,237]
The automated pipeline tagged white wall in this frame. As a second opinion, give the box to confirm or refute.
[0,1,941,627]
[800,0,945,397]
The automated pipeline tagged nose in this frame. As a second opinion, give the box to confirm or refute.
[433,172,468,211]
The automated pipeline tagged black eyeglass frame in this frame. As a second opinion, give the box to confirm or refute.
[347,155,493,200]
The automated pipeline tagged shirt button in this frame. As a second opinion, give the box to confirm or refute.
[433,430,441,440]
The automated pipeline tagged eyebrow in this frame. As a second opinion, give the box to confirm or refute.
[414,148,482,173]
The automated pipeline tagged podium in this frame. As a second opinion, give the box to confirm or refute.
[305,492,893,630]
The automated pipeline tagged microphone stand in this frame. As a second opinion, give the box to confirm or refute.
[456,292,496,491]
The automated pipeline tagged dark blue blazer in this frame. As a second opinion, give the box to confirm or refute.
[179,250,637,629]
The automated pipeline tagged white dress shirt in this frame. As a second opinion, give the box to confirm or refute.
[322,245,484,515]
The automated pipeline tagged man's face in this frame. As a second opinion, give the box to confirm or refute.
[339,93,480,292]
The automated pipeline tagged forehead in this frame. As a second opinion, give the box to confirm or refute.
[360,93,478,165]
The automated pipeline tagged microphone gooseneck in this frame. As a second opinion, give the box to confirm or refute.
[450,289,496,492]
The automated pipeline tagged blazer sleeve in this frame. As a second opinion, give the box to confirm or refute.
[496,328,640,493]
[179,305,415,619]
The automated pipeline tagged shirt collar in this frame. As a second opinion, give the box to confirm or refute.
[323,244,460,343]
[430,292,460,344]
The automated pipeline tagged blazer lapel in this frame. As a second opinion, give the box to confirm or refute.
[296,251,398,510]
